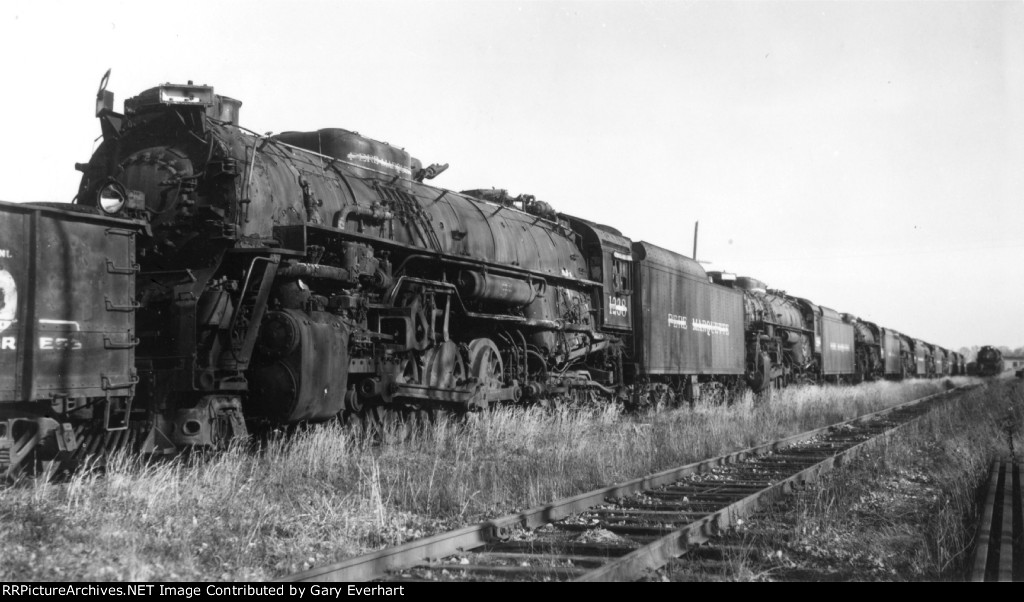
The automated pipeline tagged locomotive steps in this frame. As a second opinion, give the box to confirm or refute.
[1,376,1018,580]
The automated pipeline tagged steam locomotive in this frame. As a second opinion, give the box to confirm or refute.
[975,346,1005,377]
[0,75,963,476]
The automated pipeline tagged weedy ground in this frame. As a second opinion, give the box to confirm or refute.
[0,376,1004,580]
[662,377,1024,581]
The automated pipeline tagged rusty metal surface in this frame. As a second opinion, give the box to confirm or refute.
[819,305,854,375]
[950,351,965,376]
[273,129,419,182]
[843,315,882,379]
[248,309,350,422]
[881,328,903,376]
[977,346,1006,376]
[755,292,806,331]
[912,338,929,376]
[456,271,538,307]
[0,200,137,402]
[933,346,948,376]
[564,216,634,331]
[630,241,707,280]
[733,276,767,292]
[846,315,879,346]
[630,241,744,375]
[230,124,589,282]
[62,77,966,463]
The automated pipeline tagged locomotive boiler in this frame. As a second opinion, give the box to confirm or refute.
[72,75,630,454]
[0,73,967,475]
[976,346,1005,376]
[707,273,854,391]
[840,314,884,382]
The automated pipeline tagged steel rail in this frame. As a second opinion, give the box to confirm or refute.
[574,398,933,580]
[287,386,968,582]
[969,459,1022,582]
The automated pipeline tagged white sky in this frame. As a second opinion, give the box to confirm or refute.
[1,0,1021,351]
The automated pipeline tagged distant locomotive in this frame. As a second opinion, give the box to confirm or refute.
[705,273,855,392]
[975,346,1005,377]
[0,74,966,476]
[705,274,962,390]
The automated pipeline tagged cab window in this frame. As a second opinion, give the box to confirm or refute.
[613,258,632,293]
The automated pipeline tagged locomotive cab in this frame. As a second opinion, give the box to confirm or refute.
[54,72,963,466]
[564,216,634,332]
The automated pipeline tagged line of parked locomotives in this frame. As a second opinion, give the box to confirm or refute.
[0,77,967,475]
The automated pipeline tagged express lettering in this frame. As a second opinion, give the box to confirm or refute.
[40,337,84,350]
[0,337,83,351]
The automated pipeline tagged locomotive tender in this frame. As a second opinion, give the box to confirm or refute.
[0,75,962,476]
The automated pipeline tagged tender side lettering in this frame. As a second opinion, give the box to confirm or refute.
[691,318,730,336]
[666,314,730,336]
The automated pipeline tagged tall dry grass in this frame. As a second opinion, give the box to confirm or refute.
[720,377,1023,581]
[0,377,980,580]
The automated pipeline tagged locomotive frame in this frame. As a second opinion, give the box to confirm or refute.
[0,74,968,477]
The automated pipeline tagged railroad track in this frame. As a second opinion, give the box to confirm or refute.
[971,458,1023,582]
[289,385,970,582]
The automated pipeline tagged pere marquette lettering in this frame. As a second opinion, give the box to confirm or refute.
[0,585,406,597]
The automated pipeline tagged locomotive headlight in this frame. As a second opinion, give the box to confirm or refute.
[97,181,127,214]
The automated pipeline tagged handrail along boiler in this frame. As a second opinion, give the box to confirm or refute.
[74,76,638,457]
[0,74,964,475]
